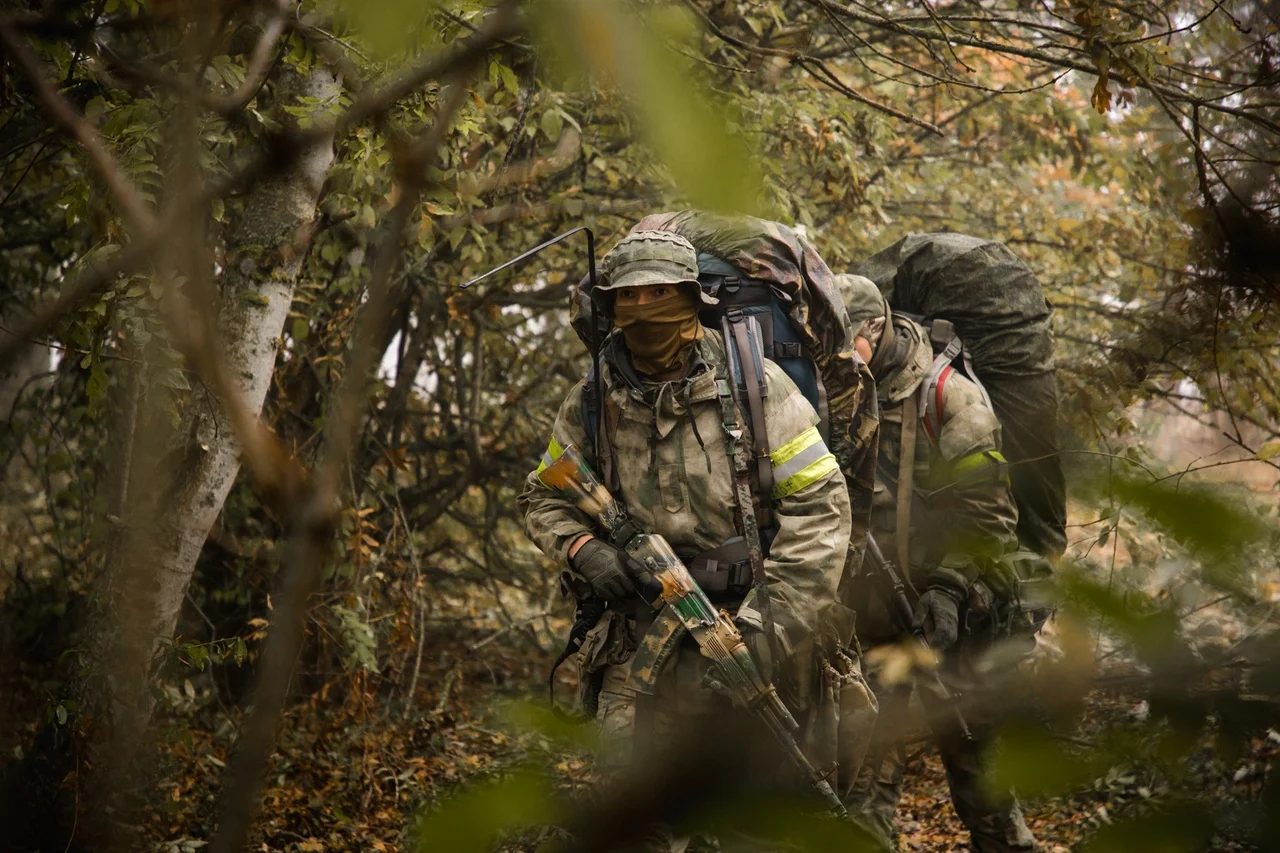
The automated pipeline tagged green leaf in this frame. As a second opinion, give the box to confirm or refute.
[157,368,191,391]
[55,704,67,725]
[338,0,437,59]
[1109,473,1269,567]
[187,644,209,671]
[86,363,108,411]
[292,317,309,342]
[412,771,560,853]
[540,108,564,141]
[499,63,519,94]
[533,0,762,213]
[985,725,1103,799]
[1082,805,1213,853]
[240,291,270,307]
[1257,440,1280,461]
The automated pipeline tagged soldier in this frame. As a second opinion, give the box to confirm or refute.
[519,231,854,826]
[836,273,1039,853]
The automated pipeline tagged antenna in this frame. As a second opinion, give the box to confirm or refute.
[457,226,613,476]
[458,226,596,292]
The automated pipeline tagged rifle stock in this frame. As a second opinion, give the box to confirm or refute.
[540,445,848,817]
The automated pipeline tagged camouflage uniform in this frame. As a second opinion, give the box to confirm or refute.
[520,234,855,833]
[521,329,852,768]
[836,275,1038,853]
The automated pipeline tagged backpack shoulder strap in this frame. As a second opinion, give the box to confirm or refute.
[919,336,961,442]
[896,392,919,571]
[721,309,774,526]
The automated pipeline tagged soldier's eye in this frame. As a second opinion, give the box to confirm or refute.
[654,287,669,297]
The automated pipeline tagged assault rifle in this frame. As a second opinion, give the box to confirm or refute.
[539,444,848,818]
[862,536,972,740]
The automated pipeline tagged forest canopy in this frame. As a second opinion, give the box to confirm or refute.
[0,1,1278,851]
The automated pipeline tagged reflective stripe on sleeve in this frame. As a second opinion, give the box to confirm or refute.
[535,437,565,474]
[770,426,839,498]
[951,449,1009,481]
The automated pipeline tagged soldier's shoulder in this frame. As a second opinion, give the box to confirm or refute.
[939,370,992,416]
[936,372,1000,459]
[762,357,803,398]
[555,377,589,424]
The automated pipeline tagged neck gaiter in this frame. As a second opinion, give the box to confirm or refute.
[613,291,704,376]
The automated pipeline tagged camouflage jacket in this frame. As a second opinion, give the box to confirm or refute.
[855,317,1019,642]
[520,329,852,660]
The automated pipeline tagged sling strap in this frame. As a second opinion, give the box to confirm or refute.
[920,337,961,441]
[896,393,919,574]
[717,338,777,684]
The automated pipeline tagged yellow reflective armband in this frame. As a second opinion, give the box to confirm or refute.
[771,426,838,498]
[951,449,1009,483]
[536,437,565,474]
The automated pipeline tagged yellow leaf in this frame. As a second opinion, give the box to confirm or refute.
[1257,441,1280,461]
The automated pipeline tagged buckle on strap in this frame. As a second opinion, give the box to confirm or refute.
[684,537,752,592]
[686,560,752,593]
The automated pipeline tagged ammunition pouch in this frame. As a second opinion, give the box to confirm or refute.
[575,609,635,718]
[800,645,878,800]
[970,551,1056,640]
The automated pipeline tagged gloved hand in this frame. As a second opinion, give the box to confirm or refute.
[569,538,637,601]
[913,569,968,650]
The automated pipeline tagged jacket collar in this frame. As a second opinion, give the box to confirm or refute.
[601,329,725,437]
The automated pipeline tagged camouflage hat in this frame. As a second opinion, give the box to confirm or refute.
[836,273,890,331]
[599,230,716,305]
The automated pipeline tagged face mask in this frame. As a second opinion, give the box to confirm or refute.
[612,290,703,376]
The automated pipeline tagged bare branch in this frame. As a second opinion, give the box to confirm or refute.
[681,0,942,134]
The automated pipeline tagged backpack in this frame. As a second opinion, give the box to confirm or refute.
[851,232,1066,558]
[570,212,874,531]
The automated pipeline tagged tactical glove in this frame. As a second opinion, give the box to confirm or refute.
[913,569,968,650]
[569,538,637,602]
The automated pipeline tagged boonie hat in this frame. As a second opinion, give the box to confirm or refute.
[599,230,717,305]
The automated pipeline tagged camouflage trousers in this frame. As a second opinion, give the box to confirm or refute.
[847,668,1038,853]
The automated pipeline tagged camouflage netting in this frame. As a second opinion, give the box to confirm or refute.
[852,233,1066,557]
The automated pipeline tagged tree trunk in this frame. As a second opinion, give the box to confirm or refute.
[1,65,341,852]
[143,65,340,644]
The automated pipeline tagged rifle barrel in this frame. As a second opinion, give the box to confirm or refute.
[863,537,973,741]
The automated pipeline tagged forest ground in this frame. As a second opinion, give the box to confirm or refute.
[7,620,1272,853]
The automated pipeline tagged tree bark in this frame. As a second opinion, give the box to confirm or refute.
[141,65,341,644]
[1,64,342,852]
